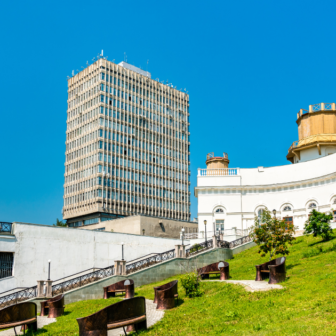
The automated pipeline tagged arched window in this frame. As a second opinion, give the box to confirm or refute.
[333,198,336,204]
[257,209,265,224]
[309,202,317,209]
[283,206,291,211]
[215,208,224,213]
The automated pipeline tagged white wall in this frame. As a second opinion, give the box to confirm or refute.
[0,223,187,292]
[196,154,336,234]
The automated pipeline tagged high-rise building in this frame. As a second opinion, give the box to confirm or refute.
[63,58,190,227]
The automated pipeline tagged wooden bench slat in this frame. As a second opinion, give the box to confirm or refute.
[260,270,270,273]
[108,289,125,292]
[0,317,37,329]
[107,315,146,329]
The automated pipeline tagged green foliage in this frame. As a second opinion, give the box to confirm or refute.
[304,209,333,241]
[24,230,336,335]
[189,243,202,253]
[180,272,204,298]
[53,218,67,227]
[249,209,296,260]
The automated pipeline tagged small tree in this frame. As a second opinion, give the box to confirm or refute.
[53,218,67,227]
[304,209,333,241]
[249,209,295,261]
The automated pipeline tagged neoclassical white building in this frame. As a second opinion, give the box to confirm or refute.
[195,103,336,235]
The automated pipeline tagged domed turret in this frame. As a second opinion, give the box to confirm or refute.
[287,103,336,163]
[206,152,229,168]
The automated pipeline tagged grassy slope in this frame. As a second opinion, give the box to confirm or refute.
[25,233,336,335]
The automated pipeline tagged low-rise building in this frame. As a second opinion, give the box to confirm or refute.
[195,103,336,236]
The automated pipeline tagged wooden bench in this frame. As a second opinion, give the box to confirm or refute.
[0,302,37,335]
[103,279,134,299]
[40,294,65,318]
[255,256,286,284]
[153,280,178,310]
[198,261,230,280]
[77,296,147,336]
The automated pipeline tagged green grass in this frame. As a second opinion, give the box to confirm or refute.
[25,233,336,335]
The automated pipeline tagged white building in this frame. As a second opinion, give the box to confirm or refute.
[195,103,336,236]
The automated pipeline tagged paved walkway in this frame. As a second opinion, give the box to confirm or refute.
[0,316,56,335]
[109,299,164,335]
[0,300,164,336]
[204,280,283,292]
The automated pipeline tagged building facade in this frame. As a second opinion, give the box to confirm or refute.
[195,103,336,236]
[63,58,191,227]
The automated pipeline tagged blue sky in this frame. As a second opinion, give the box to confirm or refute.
[1,0,336,224]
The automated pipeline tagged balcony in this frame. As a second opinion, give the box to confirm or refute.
[197,168,240,176]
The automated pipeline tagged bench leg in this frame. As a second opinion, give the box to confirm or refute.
[136,319,147,330]
[14,327,17,336]
[123,326,127,335]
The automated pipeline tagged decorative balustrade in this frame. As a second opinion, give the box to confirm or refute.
[0,222,12,234]
[217,235,252,249]
[125,249,175,274]
[198,168,239,176]
[0,286,37,309]
[185,239,213,258]
[184,229,248,240]
[52,265,114,296]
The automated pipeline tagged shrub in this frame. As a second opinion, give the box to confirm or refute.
[304,210,333,241]
[180,272,204,298]
[189,244,202,253]
[249,209,295,261]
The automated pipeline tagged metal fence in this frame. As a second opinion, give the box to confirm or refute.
[0,222,12,234]
[126,249,175,274]
[217,235,252,249]
[0,252,14,279]
[186,239,213,258]
[52,265,115,296]
[0,286,37,309]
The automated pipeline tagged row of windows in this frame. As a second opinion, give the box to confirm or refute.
[64,192,189,210]
[65,176,189,196]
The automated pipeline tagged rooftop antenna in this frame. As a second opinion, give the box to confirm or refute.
[146,59,149,71]
[101,50,103,57]
[92,57,95,62]
[86,61,89,66]
[124,52,127,62]
[72,70,74,76]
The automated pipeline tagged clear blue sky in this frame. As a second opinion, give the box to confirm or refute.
[1,0,335,224]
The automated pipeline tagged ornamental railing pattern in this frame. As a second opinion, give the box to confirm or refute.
[52,265,114,296]
[185,239,213,258]
[0,222,12,234]
[0,286,37,309]
[198,168,239,176]
[217,235,252,249]
[126,249,175,275]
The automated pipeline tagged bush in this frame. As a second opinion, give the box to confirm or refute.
[180,272,204,298]
[189,244,202,253]
[304,210,333,241]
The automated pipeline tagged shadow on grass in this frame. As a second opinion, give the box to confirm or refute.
[286,263,300,270]
[308,237,336,246]
[175,298,184,307]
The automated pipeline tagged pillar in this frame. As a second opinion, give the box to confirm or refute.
[114,260,126,276]
[37,280,45,298]
[175,245,186,258]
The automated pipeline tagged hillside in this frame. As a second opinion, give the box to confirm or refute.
[22,233,336,335]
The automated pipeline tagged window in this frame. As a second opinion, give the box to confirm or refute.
[216,220,224,232]
[283,206,291,211]
[333,199,336,204]
[308,203,317,209]
[257,209,265,224]
[215,208,224,213]
[83,218,99,225]
[0,252,14,279]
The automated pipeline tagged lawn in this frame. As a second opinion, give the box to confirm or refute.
[24,233,336,335]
